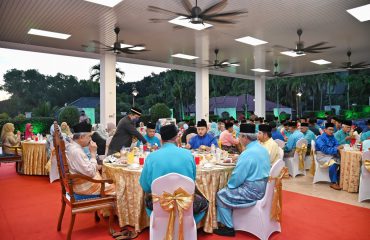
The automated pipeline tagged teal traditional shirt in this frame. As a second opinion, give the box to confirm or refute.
[284,130,304,152]
[360,131,370,142]
[137,134,161,147]
[334,129,350,145]
[139,143,196,193]
[228,141,270,188]
[303,129,316,146]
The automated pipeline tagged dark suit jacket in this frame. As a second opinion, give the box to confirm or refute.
[107,116,147,155]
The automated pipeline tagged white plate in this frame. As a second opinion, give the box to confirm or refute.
[127,163,141,169]
[216,162,236,166]
[202,163,215,170]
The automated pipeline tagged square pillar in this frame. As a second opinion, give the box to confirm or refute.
[100,53,116,127]
[195,33,209,122]
[254,76,266,118]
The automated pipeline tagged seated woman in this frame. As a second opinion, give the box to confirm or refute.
[1,123,22,155]
[24,123,35,140]
[219,122,239,153]
[61,122,73,138]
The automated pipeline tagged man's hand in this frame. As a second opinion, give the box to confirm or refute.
[345,136,352,140]
[89,141,98,154]
[337,145,344,150]
[185,144,191,149]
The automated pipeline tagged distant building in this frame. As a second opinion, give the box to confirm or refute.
[68,97,99,124]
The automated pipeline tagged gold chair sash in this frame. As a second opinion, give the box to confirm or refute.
[295,144,307,171]
[269,167,289,222]
[45,149,55,173]
[364,160,370,172]
[152,187,193,240]
[320,159,337,168]
[309,148,316,176]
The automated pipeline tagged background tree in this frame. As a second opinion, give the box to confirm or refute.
[58,106,80,127]
[150,103,171,122]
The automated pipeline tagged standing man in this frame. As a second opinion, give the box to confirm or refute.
[107,107,147,155]
[315,123,343,190]
[334,120,353,145]
[258,124,280,165]
[214,124,270,236]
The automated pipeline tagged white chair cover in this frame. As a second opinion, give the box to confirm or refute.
[278,147,284,161]
[233,159,285,240]
[359,151,370,202]
[312,140,331,184]
[274,139,285,149]
[362,139,370,152]
[150,173,197,240]
[285,138,307,177]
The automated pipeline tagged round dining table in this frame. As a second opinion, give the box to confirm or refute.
[339,149,362,193]
[102,160,234,233]
[21,140,48,175]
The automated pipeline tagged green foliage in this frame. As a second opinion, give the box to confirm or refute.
[32,101,53,117]
[58,106,80,127]
[0,113,10,120]
[150,103,171,122]
[13,114,26,121]
[0,117,54,135]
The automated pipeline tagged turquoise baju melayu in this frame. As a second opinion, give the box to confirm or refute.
[139,143,205,223]
[137,134,161,147]
[284,130,304,152]
[216,141,270,228]
[361,131,370,142]
[303,129,316,147]
[334,129,350,145]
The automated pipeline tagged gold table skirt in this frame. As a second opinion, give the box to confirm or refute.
[102,163,234,233]
[22,142,48,175]
[340,149,362,193]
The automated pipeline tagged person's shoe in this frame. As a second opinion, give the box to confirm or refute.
[213,226,235,237]
[330,183,341,190]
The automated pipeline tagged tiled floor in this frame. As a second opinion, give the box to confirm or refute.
[283,172,370,209]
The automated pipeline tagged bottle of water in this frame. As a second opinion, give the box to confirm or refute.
[211,143,216,155]
[139,143,143,153]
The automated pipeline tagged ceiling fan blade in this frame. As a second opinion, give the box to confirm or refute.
[273,44,291,50]
[118,49,136,54]
[181,0,193,14]
[204,10,248,19]
[351,62,369,68]
[204,18,236,24]
[148,6,185,16]
[91,40,111,48]
[149,18,173,23]
[201,0,228,15]
[303,50,323,53]
[303,42,328,49]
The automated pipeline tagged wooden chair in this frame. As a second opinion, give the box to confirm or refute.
[52,122,116,240]
[0,144,23,173]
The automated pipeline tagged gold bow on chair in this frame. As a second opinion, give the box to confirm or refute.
[269,167,289,222]
[364,160,370,172]
[295,144,307,171]
[309,148,316,176]
[152,187,193,240]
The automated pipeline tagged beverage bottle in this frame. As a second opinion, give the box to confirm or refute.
[211,144,216,155]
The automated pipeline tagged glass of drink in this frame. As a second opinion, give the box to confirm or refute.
[195,156,200,165]
[139,157,145,165]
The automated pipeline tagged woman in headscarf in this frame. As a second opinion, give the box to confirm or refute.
[1,123,22,155]
[24,123,34,140]
[60,122,73,138]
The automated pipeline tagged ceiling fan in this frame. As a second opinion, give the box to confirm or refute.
[148,0,247,26]
[201,49,239,69]
[81,27,147,54]
[339,50,370,70]
[275,29,334,55]
[267,62,293,77]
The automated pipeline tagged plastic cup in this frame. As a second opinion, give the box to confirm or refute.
[195,156,200,165]
[139,157,145,165]
[143,145,148,151]
[35,137,38,142]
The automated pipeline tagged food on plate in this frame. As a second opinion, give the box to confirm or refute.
[113,152,121,158]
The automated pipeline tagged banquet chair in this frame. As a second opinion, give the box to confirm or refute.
[362,140,370,152]
[311,141,331,184]
[150,173,197,240]
[278,147,284,162]
[0,144,23,173]
[285,139,307,177]
[359,151,370,202]
[53,122,116,240]
[233,159,285,240]
[274,139,285,149]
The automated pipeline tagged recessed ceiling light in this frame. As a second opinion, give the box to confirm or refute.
[129,46,146,51]
[280,51,306,57]
[28,28,71,39]
[84,0,123,8]
[310,59,332,65]
[230,63,240,67]
[171,53,198,60]
[235,36,268,46]
[169,16,212,30]
[251,68,270,73]
[347,4,370,22]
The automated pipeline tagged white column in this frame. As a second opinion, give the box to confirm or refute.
[100,53,116,127]
[255,76,266,118]
[195,33,209,122]
[254,46,266,118]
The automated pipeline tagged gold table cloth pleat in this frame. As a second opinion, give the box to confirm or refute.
[102,163,234,233]
[339,149,362,193]
[22,142,48,175]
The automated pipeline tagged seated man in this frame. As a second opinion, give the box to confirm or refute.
[284,121,304,155]
[66,121,115,195]
[181,121,197,144]
[186,119,218,150]
[270,122,285,141]
[300,122,316,152]
[139,124,208,222]
[214,123,270,236]
[360,119,370,142]
[308,118,323,136]
[279,121,291,141]
[137,122,161,148]
[258,124,280,165]
[315,122,342,190]
[334,120,353,145]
